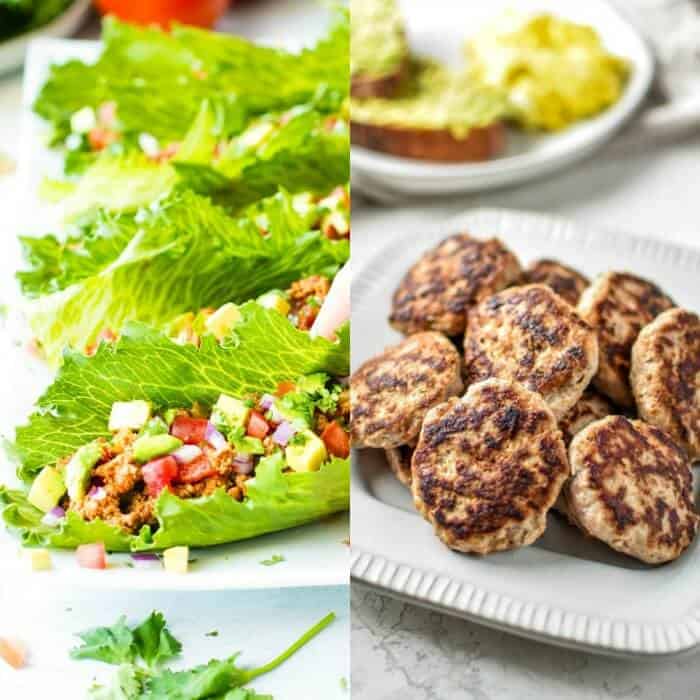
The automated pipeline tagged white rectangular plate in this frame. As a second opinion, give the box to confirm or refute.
[351,208,700,657]
[0,38,349,591]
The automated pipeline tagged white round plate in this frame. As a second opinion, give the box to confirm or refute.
[351,0,654,195]
[0,0,91,76]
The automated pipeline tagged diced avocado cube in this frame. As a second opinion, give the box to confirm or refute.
[163,546,189,574]
[163,409,179,427]
[205,303,242,341]
[140,417,169,437]
[26,548,52,572]
[234,436,265,456]
[257,290,290,316]
[133,434,183,464]
[109,400,151,432]
[296,373,328,395]
[214,394,251,430]
[28,466,66,513]
[285,430,327,472]
[66,442,103,503]
[70,106,96,134]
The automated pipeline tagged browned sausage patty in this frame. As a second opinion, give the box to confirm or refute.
[522,258,589,307]
[631,308,700,460]
[577,272,675,407]
[559,388,615,446]
[350,332,463,448]
[390,233,522,336]
[384,445,414,487]
[567,415,698,564]
[411,378,569,554]
[463,284,598,420]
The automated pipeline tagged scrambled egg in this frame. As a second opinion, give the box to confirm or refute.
[466,12,630,130]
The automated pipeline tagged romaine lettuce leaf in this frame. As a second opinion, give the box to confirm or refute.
[33,9,348,145]
[0,305,349,551]
[20,190,348,364]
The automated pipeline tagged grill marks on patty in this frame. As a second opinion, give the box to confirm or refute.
[464,284,598,419]
[631,308,700,460]
[390,233,522,336]
[411,379,569,554]
[521,259,590,307]
[351,332,463,448]
[567,415,697,563]
[577,272,675,407]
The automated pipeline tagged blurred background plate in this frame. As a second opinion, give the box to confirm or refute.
[0,0,91,76]
[351,0,654,196]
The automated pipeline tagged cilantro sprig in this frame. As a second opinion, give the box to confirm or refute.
[72,610,336,699]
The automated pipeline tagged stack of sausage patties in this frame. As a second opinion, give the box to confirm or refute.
[351,233,700,565]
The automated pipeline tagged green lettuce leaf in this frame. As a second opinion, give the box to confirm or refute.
[20,190,348,364]
[33,9,348,146]
[0,306,349,551]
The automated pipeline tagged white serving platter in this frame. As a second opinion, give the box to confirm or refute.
[0,38,349,591]
[351,208,700,657]
[351,0,654,196]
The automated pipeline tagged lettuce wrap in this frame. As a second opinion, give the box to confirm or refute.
[0,303,349,551]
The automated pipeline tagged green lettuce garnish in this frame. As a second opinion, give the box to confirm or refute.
[18,189,348,364]
[1,305,349,551]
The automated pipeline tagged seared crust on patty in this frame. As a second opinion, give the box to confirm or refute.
[567,416,698,564]
[390,233,521,336]
[631,308,700,460]
[384,445,414,487]
[351,332,463,448]
[559,388,615,446]
[522,258,589,307]
[577,272,675,407]
[411,379,569,554]
[463,284,599,419]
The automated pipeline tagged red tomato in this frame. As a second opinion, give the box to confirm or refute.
[275,381,296,397]
[94,1,229,28]
[76,543,107,570]
[247,411,270,439]
[176,454,217,484]
[321,421,350,458]
[87,127,117,151]
[171,415,209,444]
[142,456,179,496]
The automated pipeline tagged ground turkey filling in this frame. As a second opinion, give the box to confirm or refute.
[60,389,349,535]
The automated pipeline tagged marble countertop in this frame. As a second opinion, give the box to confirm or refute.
[352,129,700,699]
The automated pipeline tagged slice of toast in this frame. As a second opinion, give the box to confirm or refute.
[351,120,506,162]
[351,59,407,99]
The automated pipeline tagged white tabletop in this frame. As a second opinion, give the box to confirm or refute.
[352,127,700,698]
[0,2,350,698]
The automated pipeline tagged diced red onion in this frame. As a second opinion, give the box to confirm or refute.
[272,421,296,447]
[171,444,202,464]
[41,506,65,527]
[260,394,276,410]
[232,454,254,475]
[205,422,228,450]
[88,485,107,501]
[131,553,161,569]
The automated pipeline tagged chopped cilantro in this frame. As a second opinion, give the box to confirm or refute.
[260,554,285,566]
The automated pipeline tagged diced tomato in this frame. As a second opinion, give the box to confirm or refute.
[94,0,228,28]
[321,421,350,458]
[98,101,117,128]
[171,415,209,444]
[76,542,107,570]
[275,381,296,397]
[176,454,217,484]
[0,638,26,669]
[247,411,270,439]
[88,127,117,151]
[142,456,179,496]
